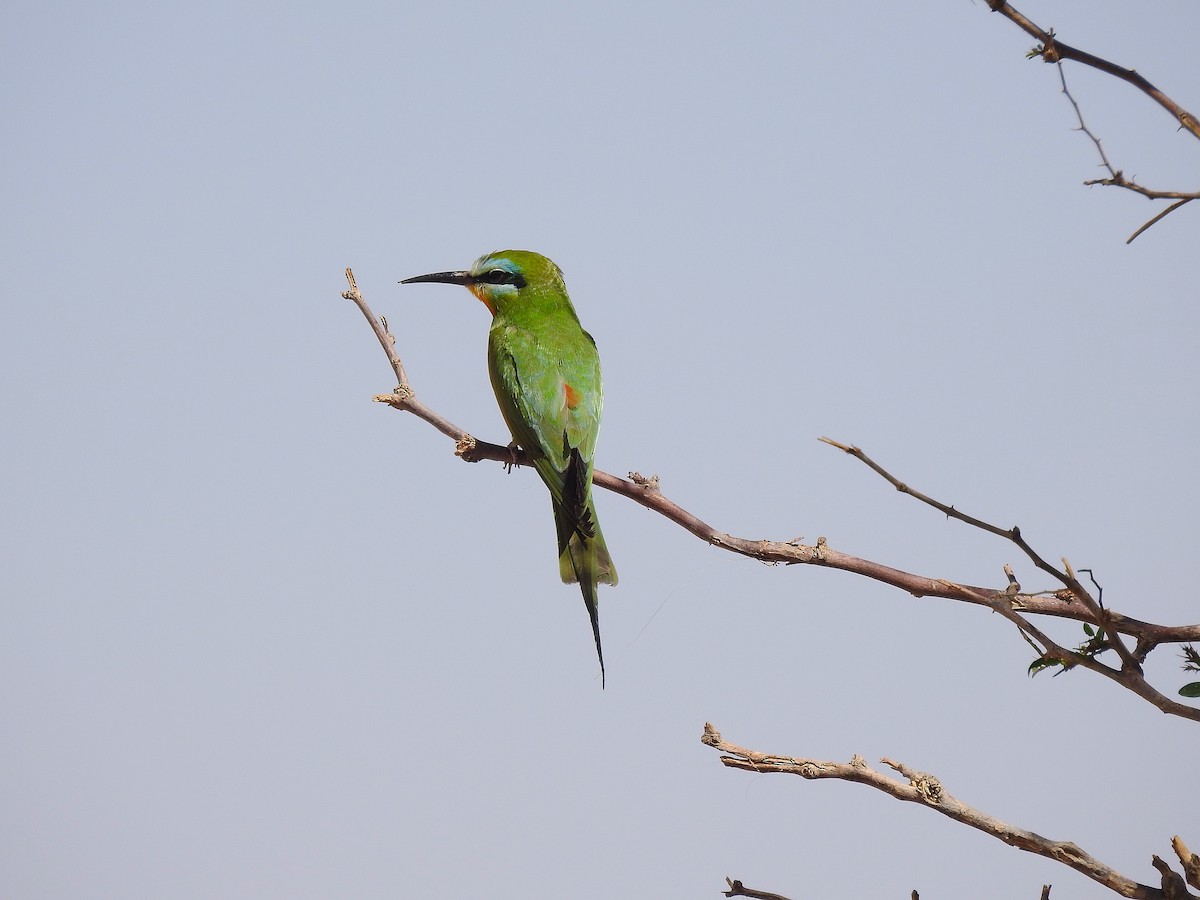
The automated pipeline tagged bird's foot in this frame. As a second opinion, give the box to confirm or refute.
[505,441,521,473]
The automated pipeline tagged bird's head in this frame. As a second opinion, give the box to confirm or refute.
[400,249,566,316]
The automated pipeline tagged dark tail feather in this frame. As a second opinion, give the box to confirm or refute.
[582,578,605,689]
[558,447,596,552]
[553,487,615,689]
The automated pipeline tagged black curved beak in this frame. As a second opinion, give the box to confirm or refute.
[399,270,470,286]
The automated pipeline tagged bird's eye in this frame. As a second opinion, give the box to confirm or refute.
[472,268,526,289]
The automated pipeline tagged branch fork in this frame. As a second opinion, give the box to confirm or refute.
[983,1,1199,240]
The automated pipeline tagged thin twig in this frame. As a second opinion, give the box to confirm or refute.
[701,724,1165,900]
[1054,61,1199,229]
[342,268,408,388]
[1056,61,1119,181]
[816,438,1091,596]
[819,437,1076,659]
[343,268,479,444]
[1125,199,1195,244]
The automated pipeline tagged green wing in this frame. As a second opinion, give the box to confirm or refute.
[487,318,616,585]
[487,319,602,503]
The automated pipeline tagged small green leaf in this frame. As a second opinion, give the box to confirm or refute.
[1179,682,1200,699]
[1028,657,1066,677]
[1082,623,1094,637]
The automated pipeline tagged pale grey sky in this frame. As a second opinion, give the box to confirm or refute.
[2,2,1197,898]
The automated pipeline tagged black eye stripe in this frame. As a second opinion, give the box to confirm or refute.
[472,268,526,288]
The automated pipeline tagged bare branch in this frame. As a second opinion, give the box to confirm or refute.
[1083,178,1200,204]
[346,275,1200,720]
[1124,200,1196,245]
[701,724,1168,900]
[980,4,1200,239]
[1150,855,1193,900]
[1055,61,1199,204]
[1049,61,1200,241]
[817,439,1131,658]
[983,1,1200,141]
[343,268,408,389]
[1056,60,1119,180]
[815,439,1113,613]
[343,268,481,444]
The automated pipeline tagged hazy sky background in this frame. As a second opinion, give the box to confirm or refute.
[3,2,1197,898]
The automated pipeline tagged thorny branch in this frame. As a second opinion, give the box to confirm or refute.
[984,0,1200,139]
[702,724,1198,900]
[343,270,1200,721]
[982,1,1199,240]
[1054,62,1197,243]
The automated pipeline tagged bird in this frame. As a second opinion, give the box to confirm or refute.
[401,250,617,686]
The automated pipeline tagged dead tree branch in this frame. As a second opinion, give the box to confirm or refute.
[701,724,1196,900]
[981,1,1200,240]
[1052,62,1198,242]
[343,270,1200,722]
[1175,837,1200,893]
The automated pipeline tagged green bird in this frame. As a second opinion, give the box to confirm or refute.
[401,250,617,686]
